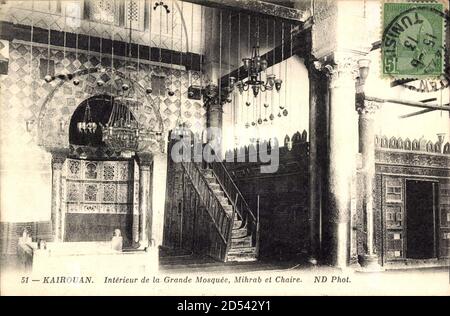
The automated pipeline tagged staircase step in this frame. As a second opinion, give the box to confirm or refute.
[232,228,249,238]
[204,176,216,183]
[213,190,224,198]
[222,204,233,212]
[226,254,257,262]
[227,246,257,262]
[233,220,243,229]
[219,196,229,205]
[230,236,252,248]
[209,183,221,190]
[228,246,256,255]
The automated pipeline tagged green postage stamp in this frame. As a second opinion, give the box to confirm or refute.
[382,2,445,78]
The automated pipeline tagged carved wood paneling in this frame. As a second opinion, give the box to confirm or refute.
[382,176,405,260]
[65,158,134,214]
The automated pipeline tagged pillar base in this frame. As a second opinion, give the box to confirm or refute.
[131,241,141,249]
[138,240,149,250]
[357,254,384,272]
[349,256,361,270]
[307,257,318,266]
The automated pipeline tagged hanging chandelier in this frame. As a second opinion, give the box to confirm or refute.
[102,97,140,153]
[77,101,97,133]
[235,45,282,98]
[100,71,163,155]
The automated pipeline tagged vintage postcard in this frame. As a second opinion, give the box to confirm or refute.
[0,0,449,298]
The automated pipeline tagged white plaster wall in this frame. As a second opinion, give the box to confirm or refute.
[222,55,310,150]
[0,129,52,223]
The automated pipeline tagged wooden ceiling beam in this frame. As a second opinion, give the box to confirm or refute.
[182,0,310,23]
[0,21,203,71]
[366,96,450,111]
[399,108,436,119]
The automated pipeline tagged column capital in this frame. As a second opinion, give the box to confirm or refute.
[203,84,230,111]
[357,100,382,115]
[314,53,360,89]
[51,152,67,168]
[203,84,220,111]
[137,152,153,168]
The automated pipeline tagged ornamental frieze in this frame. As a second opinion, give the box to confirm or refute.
[376,164,450,178]
[376,149,450,169]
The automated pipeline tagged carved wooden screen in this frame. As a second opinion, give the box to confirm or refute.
[383,176,405,260]
[64,158,135,243]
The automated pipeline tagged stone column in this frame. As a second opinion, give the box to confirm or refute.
[150,152,168,247]
[132,161,140,245]
[307,62,328,265]
[203,7,224,154]
[51,153,66,242]
[204,85,223,138]
[207,100,223,138]
[203,84,224,157]
[203,8,221,84]
[138,154,152,248]
[357,100,383,270]
[321,54,359,268]
[311,0,374,269]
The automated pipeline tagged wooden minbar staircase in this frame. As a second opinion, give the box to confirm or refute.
[201,168,258,262]
[178,142,259,262]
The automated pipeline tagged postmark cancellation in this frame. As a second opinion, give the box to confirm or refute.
[382,1,447,79]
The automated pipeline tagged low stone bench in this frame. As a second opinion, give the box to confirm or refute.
[30,242,159,275]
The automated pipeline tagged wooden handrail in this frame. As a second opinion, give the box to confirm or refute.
[206,145,257,226]
[174,139,260,259]
[180,160,231,245]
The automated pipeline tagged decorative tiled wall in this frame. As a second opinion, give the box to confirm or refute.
[0,42,206,152]
[0,0,204,54]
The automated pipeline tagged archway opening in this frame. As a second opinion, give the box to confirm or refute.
[69,94,138,147]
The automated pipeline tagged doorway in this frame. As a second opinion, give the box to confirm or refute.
[405,180,438,259]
